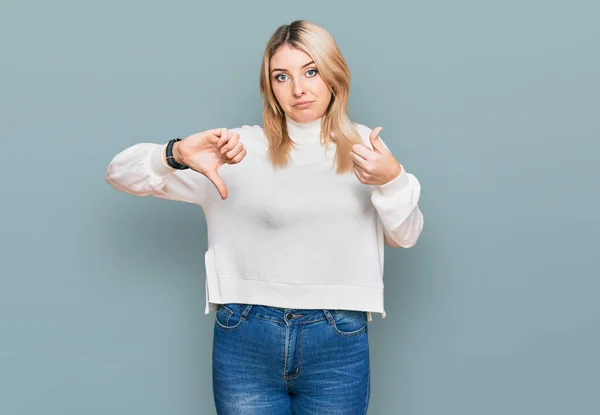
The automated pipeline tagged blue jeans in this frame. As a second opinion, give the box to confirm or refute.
[212,303,371,414]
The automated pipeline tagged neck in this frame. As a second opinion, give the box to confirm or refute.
[285,115,323,144]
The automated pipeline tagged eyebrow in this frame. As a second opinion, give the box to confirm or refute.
[271,61,315,73]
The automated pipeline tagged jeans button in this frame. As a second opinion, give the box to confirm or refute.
[285,313,293,320]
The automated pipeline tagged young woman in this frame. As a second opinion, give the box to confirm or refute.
[105,19,423,415]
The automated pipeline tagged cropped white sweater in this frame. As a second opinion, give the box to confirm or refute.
[105,116,424,321]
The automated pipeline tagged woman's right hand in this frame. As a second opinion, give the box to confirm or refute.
[170,128,246,200]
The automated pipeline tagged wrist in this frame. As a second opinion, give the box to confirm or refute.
[391,163,402,180]
[378,164,409,194]
[165,138,190,170]
[172,141,184,165]
[378,164,402,185]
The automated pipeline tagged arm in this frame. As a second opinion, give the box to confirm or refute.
[104,142,210,206]
[372,167,424,248]
[350,123,424,248]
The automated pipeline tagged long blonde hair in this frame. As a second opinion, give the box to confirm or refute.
[259,20,362,173]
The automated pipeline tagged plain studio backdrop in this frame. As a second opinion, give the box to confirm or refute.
[1,1,598,414]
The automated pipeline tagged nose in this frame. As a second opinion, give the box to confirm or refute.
[292,79,305,98]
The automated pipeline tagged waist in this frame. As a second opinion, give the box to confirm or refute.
[219,303,367,326]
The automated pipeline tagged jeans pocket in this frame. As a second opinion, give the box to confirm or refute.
[329,310,367,337]
[215,303,248,331]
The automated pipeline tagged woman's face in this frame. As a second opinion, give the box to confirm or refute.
[270,45,332,124]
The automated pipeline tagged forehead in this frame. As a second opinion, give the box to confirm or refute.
[270,45,313,69]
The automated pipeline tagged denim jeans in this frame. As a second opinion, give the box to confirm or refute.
[212,303,371,414]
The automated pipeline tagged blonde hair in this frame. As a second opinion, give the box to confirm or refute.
[259,20,362,173]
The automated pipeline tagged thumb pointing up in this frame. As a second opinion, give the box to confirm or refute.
[369,126,386,153]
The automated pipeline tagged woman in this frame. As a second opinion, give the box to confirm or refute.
[105,20,423,415]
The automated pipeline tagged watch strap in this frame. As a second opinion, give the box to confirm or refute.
[165,138,189,170]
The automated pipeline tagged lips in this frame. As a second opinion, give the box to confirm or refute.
[293,101,314,107]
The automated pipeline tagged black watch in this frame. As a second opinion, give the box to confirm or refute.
[165,138,189,170]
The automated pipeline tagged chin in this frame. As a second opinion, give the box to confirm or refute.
[293,114,314,123]
[290,110,321,123]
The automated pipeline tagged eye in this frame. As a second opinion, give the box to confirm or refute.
[274,73,288,82]
[306,68,318,77]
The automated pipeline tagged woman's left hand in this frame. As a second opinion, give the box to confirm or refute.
[351,127,403,186]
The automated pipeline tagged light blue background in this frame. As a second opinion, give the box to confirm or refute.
[2,1,598,414]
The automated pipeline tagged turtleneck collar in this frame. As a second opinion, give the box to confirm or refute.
[285,115,323,144]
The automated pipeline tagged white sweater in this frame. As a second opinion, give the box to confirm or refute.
[105,116,423,321]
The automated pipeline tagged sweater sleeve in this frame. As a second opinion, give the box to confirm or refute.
[353,122,424,248]
[371,166,424,248]
[104,142,210,206]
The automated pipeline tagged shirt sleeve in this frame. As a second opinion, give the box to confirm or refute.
[371,166,424,248]
[104,142,210,206]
